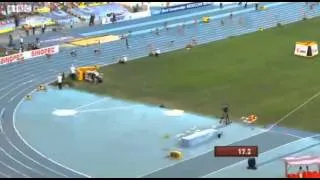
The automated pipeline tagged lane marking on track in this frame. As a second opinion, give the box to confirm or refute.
[4,124,68,178]
[0,80,33,101]
[0,75,35,92]
[0,108,4,133]
[13,83,92,178]
[268,90,320,130]
[0,171,10,178]
[8,77,54,103]
[0,160,29,178]
[0,146,46,177]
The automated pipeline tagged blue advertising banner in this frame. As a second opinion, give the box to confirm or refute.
[159,2,212,14]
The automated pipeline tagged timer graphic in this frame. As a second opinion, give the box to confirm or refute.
[214,146,258,157]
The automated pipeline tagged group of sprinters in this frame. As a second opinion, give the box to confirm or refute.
[69,44,161,60]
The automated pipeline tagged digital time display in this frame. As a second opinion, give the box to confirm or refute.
[214,146,258,157]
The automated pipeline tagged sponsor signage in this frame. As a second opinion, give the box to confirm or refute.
[0,53,24,65]
[294,42,318,57]
[0,45,59,66]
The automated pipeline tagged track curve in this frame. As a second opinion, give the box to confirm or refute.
[0,26,192,177]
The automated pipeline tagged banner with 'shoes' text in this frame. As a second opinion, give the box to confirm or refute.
[0,45,60,66]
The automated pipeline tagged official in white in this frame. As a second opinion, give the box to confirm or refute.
[155,48,161,57]
[70,64,76,80]
[57,73,63,90]
[118,55,128,64]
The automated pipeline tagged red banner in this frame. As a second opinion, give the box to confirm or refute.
[0,45,60,66]
[0,53,24,65]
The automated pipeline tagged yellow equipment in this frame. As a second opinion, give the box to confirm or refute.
[259,6,267,11]
[25,95,32,100]
[0,27,15,34]
[78,2,87,8]
[35,7,51,14]
[202,17,210,23]
[94,65,101,70]
[76,66,98,81]
[88,2,107,7]
[169,151,183,160]
[37,84,47,91]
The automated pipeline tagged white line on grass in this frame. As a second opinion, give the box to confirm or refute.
[268,90,320,130]
[201,133,320,178]
[200,89,320,177]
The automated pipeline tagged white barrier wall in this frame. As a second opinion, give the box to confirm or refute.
[150,2,194,7]
[125,10,152,21]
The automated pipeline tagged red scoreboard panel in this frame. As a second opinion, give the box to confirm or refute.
[214,146,258,157]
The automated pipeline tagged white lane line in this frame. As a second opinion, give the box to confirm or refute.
[0,160,29,178]
[73,97,111,110]
[0,75,35,92]
[0,72,35,83]
[8,86,35,103]
[8,77,53,103]
[136,129,268,178]
[0,147,46,177]
[201,133,320,178]
[13,88,92,178]
[0,80,33,101]
[2,78,70,177]
[0,108,5,133]
[4,136,67,178]
[268,129,303,139]
[268,90,320,130]
[0,171,10,178]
